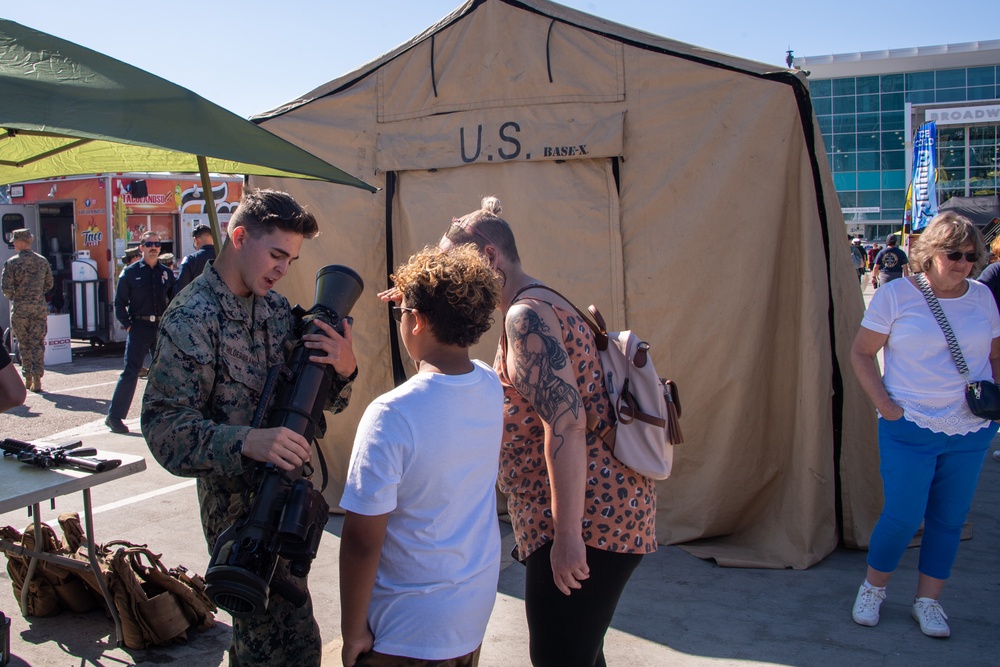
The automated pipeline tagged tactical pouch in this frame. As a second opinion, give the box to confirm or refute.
[106,543,216,649]
[0,521,97,617]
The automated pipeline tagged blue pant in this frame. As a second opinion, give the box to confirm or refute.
[868,416,997,580]
[109,321,158,420]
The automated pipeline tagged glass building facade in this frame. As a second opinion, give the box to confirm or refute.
[796,42,1000,241]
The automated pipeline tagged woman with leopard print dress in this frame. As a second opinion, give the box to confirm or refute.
[441,196,657,667]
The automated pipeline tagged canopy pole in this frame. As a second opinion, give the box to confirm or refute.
[197,155,223,248]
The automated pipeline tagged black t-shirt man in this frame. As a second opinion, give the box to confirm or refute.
[874,245,908,284]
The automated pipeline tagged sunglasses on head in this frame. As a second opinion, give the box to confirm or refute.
[945,250,977,262]
[391,306,419,323]
[142,241,161,248]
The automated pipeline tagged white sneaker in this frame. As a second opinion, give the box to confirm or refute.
[852,583,886,626]
[912,597,950,638]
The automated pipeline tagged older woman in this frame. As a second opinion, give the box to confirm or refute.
[850,212,1000,638]
[441,197,657,667]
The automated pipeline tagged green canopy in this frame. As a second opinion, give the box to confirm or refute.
[0,19,375,191]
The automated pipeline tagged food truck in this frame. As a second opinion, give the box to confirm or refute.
[1,173,243,344]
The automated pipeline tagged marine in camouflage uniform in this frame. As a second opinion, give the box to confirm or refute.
[141,263,355,666]
[1,229,53,392]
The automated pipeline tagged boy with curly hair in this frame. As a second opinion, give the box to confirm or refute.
[339,244,503,667]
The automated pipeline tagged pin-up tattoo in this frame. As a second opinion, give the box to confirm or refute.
[507,306,581,458]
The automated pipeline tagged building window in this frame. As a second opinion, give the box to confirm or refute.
[857,113,880,132]
[833,78,856,96]
[811,79,832,96]
[881,93,905,111]
[880,74,904,93]
[936,88,967,103]
[967,67,996,86]
[906,90,935,104]
[881,111,904,130]
[857,94,880,113]
[834,97,857,114]
[858,152,880,170]
[881,151,905,170]
[834,115,856,133]
[834,153,856,172]
[906,71,935,90]
[969,86,997,101]
[936,69,967,88]
[858,173,881,190]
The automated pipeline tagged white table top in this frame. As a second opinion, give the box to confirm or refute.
[0,450,146,514]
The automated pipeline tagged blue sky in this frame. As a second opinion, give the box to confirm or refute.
[4,0,999,117]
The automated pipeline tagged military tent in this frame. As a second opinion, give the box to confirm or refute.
[250,0,880,569]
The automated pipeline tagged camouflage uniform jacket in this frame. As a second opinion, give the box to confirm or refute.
[141,264,354,549]
[1,250,53,313]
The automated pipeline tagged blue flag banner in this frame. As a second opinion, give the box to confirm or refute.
[909,121,938,231]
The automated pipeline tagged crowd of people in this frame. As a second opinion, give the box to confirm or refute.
[4,191,1000,663]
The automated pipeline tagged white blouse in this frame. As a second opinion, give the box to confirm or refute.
[861,277,1000,435]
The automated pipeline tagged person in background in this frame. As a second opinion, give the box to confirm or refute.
[975,233,1000,463]
[975,234,1000,314]
[1,229,53,393]
[340,244,502,667]
[174,224,216,294]
[0,347,26,410]
[120,247,149,377]
[159,252,175,274]
[867,243,882,288]
[119,247,140,278]
[106,231,174,433]
[851,237,867,284]
[873,234,909,286]
[850,212,999,638]
[440,196,657,666]
[142,188,357,666]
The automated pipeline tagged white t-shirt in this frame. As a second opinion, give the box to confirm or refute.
[340,359,503,660]
[861,276,1000,434]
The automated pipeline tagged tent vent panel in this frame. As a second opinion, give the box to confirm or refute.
[377,6,624,123]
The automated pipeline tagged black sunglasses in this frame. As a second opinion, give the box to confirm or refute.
[945,250,977,263]
[391,306,419,323]
[142,241,161,248]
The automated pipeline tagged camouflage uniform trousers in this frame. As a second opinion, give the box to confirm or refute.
[228,558,321,666]
[11,308,47,380]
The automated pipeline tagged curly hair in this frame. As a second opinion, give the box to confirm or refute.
[909,211,988,275]
[392,244,501,348]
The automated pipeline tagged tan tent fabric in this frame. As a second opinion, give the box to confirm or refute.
[251,0,881,569]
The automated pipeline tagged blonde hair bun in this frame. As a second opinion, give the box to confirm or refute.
[480,196,502,216]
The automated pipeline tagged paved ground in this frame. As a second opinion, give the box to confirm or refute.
[1,283,999,666]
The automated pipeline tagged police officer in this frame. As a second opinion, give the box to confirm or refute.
[106,231,174,433]
[1,229,53,393]
[141,189,356,666]
[174,224,216,294]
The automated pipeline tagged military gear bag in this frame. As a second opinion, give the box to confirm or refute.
[1,514,215,650]
[104,542,216,649]
[0,517,97,617]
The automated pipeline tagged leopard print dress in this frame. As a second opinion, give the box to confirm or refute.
[495,299,657,561]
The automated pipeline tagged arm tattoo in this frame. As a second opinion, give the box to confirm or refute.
[507,308,581,457]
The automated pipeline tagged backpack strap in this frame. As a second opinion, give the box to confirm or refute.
[508,284,608,348]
